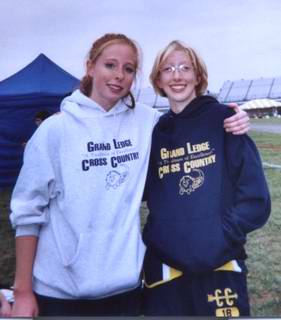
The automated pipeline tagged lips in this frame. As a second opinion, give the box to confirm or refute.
[107,83,124,93]
[169,84,187,92]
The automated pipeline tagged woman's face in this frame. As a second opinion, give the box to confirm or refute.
[157,50,198,112]
[88,43,137,110]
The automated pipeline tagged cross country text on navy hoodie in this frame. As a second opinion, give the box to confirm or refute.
[143,95,271,274]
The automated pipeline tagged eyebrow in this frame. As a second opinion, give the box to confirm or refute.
[163,60,191,65]
[104,57,136,65]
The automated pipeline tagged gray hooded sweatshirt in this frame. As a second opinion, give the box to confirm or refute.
[10,90,160,299]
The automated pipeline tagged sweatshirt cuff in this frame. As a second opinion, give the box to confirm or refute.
[15,224,40,237]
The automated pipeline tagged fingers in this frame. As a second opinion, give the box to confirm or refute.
[0,306,11,317]
[224,116,249,127]
[227,102,239,112]
[224,110,248,123]
[224,108,250,135]
[224,122,250,134]
[33,304,39,317]
[224,109,250,134]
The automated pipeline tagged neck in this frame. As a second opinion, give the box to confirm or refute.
[101,104,115,112]
[170,101,187,114]
[170,96,196,114]
[89,93,117,112]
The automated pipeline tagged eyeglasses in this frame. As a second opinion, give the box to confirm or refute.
[160,64,193,75]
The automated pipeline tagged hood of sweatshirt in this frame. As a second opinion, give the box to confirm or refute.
[61,89,130,119]
[167,95,219,119]
[157,95,220,139]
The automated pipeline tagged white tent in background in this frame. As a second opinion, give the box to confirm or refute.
[241,98,281,110]
[240,99,281,118]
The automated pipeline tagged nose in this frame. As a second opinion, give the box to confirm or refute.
[114,68,124,80]
[172,68,181,80]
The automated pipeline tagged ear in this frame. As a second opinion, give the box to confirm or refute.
[156,77,163,90]
[86,60,94,77]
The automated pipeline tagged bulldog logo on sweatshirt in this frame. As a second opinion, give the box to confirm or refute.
[179,168,204,195]
[105,164,129,189]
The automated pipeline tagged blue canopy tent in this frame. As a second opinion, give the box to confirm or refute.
[0,54,79,188]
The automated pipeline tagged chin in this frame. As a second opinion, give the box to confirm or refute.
[171,95,189,102]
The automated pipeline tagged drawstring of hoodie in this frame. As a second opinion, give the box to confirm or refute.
[111,104,126,155]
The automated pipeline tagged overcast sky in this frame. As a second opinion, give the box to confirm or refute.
[0,0,281,93]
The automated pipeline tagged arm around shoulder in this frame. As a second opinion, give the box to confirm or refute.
[224,104,250,135]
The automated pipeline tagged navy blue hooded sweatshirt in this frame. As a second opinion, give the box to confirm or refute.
[143,95,271,274]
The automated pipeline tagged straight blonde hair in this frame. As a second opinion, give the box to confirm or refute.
[150,40,208,97]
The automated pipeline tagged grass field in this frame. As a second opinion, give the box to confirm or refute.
[0,187,15,288]
[0,127,281,315]
[245,130,281,315]
[251,117,281,125]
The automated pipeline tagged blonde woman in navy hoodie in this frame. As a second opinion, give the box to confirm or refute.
[142,40,271,317]
[10,34,250,317]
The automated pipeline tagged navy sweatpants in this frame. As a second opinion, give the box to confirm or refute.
[36,286,141,316]
[142,271,250,316]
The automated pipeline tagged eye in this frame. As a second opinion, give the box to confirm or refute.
[180,64,192,72]
[162,66,174,73]
[105,62,116,69]
[124,65,136,74]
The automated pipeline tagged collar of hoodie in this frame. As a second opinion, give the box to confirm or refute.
[61,89,130,119]
[60,89,129,140]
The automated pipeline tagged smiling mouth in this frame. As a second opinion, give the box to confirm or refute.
[170,84,186,92]
[108,84,124,93]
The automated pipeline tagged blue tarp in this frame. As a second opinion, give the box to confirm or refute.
[0,54,79,188]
